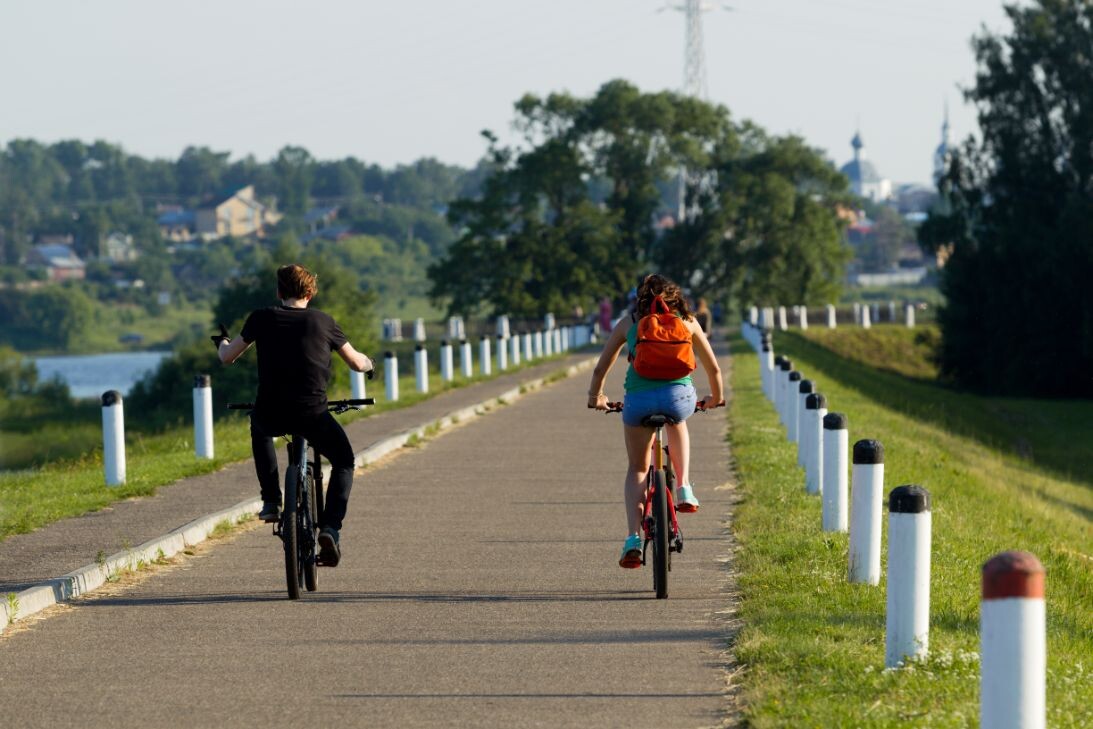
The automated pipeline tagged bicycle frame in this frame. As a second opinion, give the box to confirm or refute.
[641,424,682,559]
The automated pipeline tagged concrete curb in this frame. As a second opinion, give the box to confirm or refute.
[1,356,595,633]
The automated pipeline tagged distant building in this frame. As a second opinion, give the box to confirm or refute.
[157,206,196,242]
[304,205,340,234]
[101,231,139,263]
[301,225,353,245]
[839,130,892,201]
[195,185,281,240]
[25,244,86,282]
[933,104,953,183]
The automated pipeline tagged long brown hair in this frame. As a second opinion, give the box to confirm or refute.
[636,274,693,320]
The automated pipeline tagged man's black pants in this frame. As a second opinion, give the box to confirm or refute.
[250,410,355,531]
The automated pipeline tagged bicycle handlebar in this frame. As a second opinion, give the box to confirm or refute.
[227,398,376,411]
[598,400,725,414]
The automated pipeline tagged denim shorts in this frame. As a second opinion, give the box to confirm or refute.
[622,383,697,427]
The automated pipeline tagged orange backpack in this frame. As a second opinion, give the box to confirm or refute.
[631,295,696,380]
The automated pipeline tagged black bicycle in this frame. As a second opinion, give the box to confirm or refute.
[228,398,374,600]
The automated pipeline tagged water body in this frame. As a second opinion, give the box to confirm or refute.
[32,351,171,400]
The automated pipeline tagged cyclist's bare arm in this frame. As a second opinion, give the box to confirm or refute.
[218,336,252,365]
[336,342,374,373]
[588,317,630,410]
[688,319,723,407]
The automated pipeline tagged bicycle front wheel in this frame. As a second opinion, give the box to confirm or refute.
[283,468,302,600]
[652,469,670,599]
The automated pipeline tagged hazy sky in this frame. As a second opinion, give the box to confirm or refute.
[0,0,1015,185]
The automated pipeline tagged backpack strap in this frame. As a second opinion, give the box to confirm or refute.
[652,295,671,315]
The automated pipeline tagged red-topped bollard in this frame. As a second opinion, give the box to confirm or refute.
[981,551,1046,729]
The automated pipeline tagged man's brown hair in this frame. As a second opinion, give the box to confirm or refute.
[277,264,318,300]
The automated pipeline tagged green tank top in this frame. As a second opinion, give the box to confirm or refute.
[624,320,694,393]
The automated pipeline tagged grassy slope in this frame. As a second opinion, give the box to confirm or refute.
[0,353,572,540]
[728,329,1092,727]
[801,325,941,381]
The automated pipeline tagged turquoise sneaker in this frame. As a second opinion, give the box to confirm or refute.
[675,483,700,513]
[619,533,642,569]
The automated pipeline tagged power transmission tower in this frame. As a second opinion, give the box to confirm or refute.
[662,2,728,219]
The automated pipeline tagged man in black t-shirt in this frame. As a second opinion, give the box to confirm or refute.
[213,264,373,567]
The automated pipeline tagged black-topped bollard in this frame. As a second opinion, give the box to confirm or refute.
[803,392,827,495]
[786,371,803,443]
[849,439,884,584]
[101,390,126,486]
[822,413,849,531]
[885,485,932,667]
[796,379,816,464]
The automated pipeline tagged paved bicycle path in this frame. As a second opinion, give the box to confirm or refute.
[0,353,590,595]
[0,343,737,728]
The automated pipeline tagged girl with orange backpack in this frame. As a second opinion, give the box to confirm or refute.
[586,274,724,568]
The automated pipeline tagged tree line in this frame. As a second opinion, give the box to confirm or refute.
[920,0,1092,397]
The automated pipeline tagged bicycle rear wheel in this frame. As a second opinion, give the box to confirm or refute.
[652,469,670,599]
[283,468,302,600]
[303,464,319,592]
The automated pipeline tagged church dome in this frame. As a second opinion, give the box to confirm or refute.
[839,157,883,185]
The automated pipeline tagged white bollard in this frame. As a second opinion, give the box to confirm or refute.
[760,335,774,401]
[192,375,214,460]
[905,303,916,328]
[496,315,510,338]
[350,368,367,399]
[544,312,555,331]
[392,318,403,341]
[795,379,815,462]
[827,304,837,329]
[885,485,932,668]
[413,317,426,342]
[848,439,884,584]
[888,300,896,323]
[479,335,492,376]
[872,303,880,326]
[384,351,399,401]
[776,358,792,427]
[786,371,802,443]
[460,339,473,378]
[822,413,849,531]
[748,306,759,326]
[534,331,544,359]
[101,390,126,486]
[544,327,554,356]
[496,333,508,371]
[981,551,1046,729]
[862,305,872,329]
[771,355,785,412]
[414,344,429,393]
[440,340,454,382]
[509,332,521,366]
[853,302,861,324]
[803,392,826,495]
[523,331,533,361]
[554,327,562,354]
[798,306,808,330]
[777,306,788,331]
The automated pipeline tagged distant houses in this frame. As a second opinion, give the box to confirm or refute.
[157,185,281,242]
[24,244,86,282]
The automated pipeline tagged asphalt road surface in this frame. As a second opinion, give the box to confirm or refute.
[0,353,737,728]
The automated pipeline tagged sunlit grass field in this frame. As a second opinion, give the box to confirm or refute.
[728,328,1092,727]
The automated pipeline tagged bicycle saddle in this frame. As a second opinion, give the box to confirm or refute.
[640,414,679,427]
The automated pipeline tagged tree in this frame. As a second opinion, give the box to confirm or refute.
[920,0,1093,396]
[429,81,850,317]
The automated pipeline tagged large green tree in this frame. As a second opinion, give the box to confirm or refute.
[920,0,1093,397]
[430,81,850,317]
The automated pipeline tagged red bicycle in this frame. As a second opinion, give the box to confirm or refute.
[606,401,722,599]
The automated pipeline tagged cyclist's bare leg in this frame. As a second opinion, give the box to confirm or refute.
[664,421,691,488]
[623,424,655,534]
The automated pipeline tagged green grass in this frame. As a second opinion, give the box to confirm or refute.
[0,350,579,541]
[728,330,1092,727]
[800,325,941,381]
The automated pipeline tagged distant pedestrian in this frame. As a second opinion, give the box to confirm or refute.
[598,296,613,334]
[694,298,711,335]
[712,301,723,325]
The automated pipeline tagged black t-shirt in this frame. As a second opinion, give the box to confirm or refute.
[240,306,348,417]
